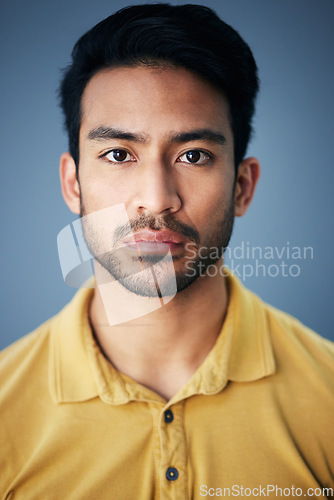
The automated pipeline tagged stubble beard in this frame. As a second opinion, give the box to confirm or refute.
[80,197,235,298]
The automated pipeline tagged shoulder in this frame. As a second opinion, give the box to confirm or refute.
[231,274,334,389]
[229,273,334,369]
[251,292,334,408]
[0,319,55,489]
[0,284,94,397]
[0,318,53,401]
[263,298,334,365]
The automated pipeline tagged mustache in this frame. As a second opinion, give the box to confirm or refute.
[113,214,200,246]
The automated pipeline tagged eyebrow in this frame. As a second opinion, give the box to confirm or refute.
[88,127,148,143]
[170,129,226,146]
[87,126,226,146]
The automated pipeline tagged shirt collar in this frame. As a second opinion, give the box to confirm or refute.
[169,272,276,404]
[49,272,276,405]
[49,284,98,403]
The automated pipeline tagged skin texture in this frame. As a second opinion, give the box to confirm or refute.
[60,66,260,399]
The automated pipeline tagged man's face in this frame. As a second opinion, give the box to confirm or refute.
[77,65,236,296]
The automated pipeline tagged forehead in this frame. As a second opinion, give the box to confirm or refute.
[80,65,232,142]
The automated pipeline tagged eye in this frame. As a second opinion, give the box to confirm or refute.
[178,150,212,165]
[102,149,134,163]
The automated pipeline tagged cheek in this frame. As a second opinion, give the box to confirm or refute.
[79,170,130,213]
[185,179,232,223]
[193,191,234,250]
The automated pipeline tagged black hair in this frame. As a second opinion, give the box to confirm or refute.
[59,3,259,171]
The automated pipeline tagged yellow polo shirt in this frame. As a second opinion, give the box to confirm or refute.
[0,274,333,499]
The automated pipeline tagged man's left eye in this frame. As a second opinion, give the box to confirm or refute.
[178,150,211,164]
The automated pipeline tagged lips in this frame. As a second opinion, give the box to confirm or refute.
[122,229,186,246]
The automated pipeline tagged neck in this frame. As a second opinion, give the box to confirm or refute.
[89,260,228,400]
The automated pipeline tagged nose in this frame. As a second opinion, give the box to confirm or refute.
[132,158,182,216]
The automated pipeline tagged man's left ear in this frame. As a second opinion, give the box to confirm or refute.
[234,157,260,217]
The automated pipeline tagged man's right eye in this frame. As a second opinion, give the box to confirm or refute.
[102,149,134,163]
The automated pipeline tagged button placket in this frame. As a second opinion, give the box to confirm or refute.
[166,467,179,481]
[164,409,174,423]
[159,402,187,499]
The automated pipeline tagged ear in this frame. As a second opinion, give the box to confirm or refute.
[59,152,81,214]
[234,157,260,217]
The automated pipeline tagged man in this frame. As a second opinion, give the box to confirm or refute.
[1,4,333,499]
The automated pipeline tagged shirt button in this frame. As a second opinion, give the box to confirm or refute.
[166,467,179,481]
[164,409,174,423]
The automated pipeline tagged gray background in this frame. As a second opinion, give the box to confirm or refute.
[1,0,333,349]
